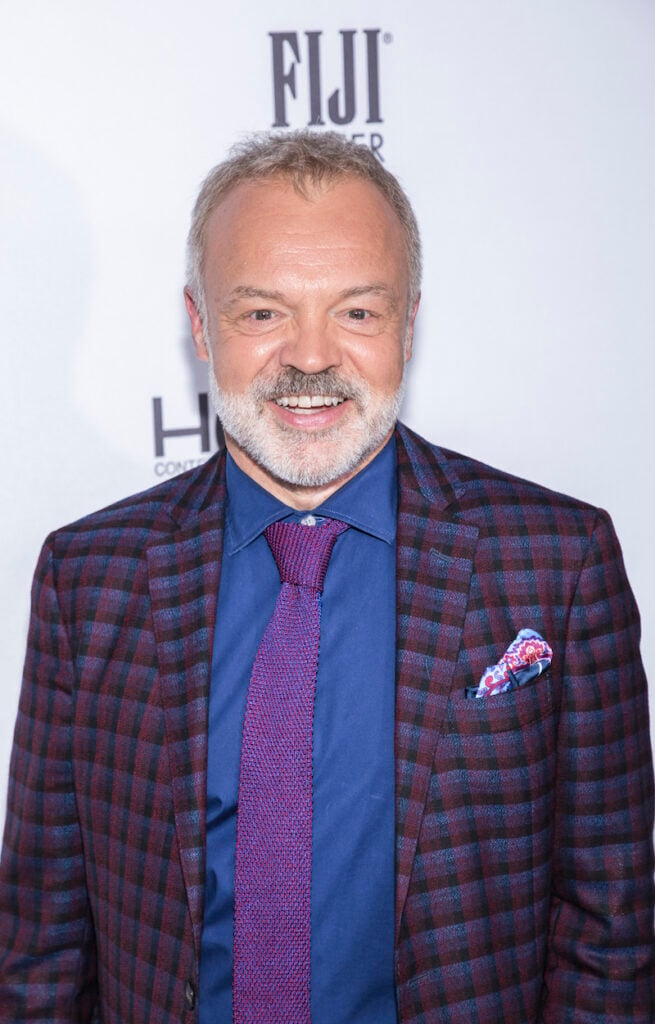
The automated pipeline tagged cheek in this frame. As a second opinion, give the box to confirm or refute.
[355,342,406,392]
[210,339,272,392]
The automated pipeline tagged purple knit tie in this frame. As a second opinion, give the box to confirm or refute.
[233,517,348,1024]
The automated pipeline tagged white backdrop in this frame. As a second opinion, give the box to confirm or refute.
[1,1,654,824]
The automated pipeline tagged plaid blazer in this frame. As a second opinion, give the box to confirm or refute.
[1,424,653,1023]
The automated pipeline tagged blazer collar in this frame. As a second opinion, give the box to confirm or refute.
[395,422,468,511]
[148,449,227,533]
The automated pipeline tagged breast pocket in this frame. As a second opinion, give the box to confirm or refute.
[446,671,555,736]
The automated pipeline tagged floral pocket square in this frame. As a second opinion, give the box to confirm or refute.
[465,628,552,699]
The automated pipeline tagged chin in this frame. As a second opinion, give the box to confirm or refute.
[249,434,385,489]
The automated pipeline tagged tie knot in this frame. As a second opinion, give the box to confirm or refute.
[264,518,349,591]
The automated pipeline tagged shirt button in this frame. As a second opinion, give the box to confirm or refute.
[301,514,317,526]
[184,979,196,1010]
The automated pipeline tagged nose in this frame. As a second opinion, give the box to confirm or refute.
[278,314,341,375]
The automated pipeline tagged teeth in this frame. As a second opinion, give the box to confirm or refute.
[275,395,344,409]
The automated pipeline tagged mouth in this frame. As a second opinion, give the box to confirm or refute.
[274,395,346,416]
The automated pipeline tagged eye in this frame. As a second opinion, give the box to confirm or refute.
[346,308,372,321]
[249,309,276,321]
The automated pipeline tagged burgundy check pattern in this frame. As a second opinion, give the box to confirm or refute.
[0,424,652,1023]
[233,518,347,1024]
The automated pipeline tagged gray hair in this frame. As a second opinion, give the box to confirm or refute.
[186,130,422,326]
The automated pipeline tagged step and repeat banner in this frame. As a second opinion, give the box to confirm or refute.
[1,1,654,818]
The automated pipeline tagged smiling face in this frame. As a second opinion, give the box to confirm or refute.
[185,174,419,509]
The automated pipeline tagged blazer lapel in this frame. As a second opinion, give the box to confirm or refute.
[394,426,479,940]
[146,453,227,958]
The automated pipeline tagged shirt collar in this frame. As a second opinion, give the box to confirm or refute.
[224,435,397,555]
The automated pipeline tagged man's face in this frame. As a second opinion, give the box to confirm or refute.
[185,174,418,506]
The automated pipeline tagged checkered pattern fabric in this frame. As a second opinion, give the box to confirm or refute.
[0,423,653,1023]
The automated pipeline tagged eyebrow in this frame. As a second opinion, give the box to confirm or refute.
[336,284,398,306]
[225,283,399,307]
[226,286,287,303]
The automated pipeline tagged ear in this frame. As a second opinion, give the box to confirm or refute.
[404,293,420,361]
[184,287,209,362]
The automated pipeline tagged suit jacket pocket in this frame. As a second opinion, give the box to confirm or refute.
[445,673,555,736]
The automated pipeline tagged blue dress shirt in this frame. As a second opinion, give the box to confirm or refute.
[200,438,398,1024]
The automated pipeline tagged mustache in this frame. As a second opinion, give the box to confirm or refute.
[252,369,366,402]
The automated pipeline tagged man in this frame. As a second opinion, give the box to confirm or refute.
[0,131,653,1023]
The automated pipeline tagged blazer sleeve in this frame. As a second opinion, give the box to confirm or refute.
[541,509,655,1022]
[0,539,98,1022]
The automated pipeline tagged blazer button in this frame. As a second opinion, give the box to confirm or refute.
[185,979,197,1010]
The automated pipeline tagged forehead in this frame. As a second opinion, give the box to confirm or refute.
[201,174,408,283]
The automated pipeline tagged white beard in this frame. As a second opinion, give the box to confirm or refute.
[206,353,405,488]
